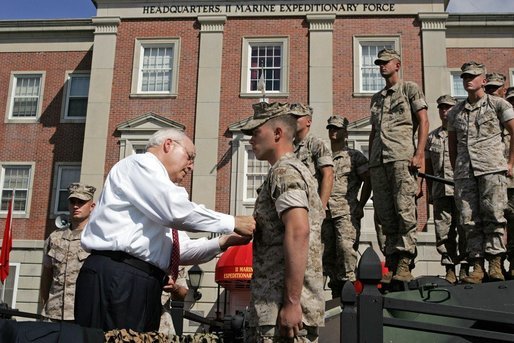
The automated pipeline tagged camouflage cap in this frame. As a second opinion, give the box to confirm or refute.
[326,115,349,129]
[289,103,313,117]
[436,94,457,107]
[460,61,486,77]
[374,48,401,65]
[68,183,96,201]
[240,102,291,135]
[485,72,506,87]
[506,87,514,100]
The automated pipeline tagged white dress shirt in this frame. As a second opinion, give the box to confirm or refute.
[81,152,234,271]
[178,231,221,265]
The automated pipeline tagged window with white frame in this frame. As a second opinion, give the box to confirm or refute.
[131,38,180,96]
[450,71,467,100]
[241,37,289,97]
[353,37,400,95]
[8,74,43,119]
[64,73,90,120]
[0,263,20,308]
[54,164,81,214]
[1,164,33,214]
[244,146,269,202]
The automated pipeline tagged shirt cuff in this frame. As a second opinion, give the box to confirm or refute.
[412,99,428,113]
[275,189,309,217]
[220,213,235,234]
[317,156,334,167]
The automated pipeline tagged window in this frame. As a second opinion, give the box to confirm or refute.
[450,71,467,100]
[0,263,20,308]
[131,39,180,97]
[1,164,33,216]
[8,73,44,120]
[244,146,269,201]
[63,73,90,120]
[116,112,185,159]
[353,37,400,95]
[241,37,289,97]
[132,144,147,154]
[53,164,81,214]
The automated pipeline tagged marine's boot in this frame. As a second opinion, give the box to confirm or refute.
[458,264,469,281]
[462,258,485,284]
[392,255,414,282]
[445,265,457,284]
[487,255,505,281]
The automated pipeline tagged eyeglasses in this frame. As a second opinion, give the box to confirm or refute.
[173,140,196,162]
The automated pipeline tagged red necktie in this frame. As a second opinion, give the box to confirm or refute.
[169,229,180,282]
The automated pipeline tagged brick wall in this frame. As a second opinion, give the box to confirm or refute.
[0,50,92,240]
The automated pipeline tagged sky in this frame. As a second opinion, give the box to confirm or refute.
[0,0,513,20]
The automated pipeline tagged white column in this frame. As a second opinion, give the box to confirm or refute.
[307,14,335,137]
[80,17,120,194]
[191,16,226,208]
[418,12,449,126]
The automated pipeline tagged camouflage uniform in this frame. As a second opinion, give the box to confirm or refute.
[249,152,325,342]
[294,132,333,189]
[447,94,514,258]
[43,227,89,320]
[505,88,514,267]
[323,147,368,284]
[426,126,466,265]
[369,81,428,256]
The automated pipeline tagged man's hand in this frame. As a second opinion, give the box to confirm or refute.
[234,216,256,237]
[410,153,424,172]
[508,162,514,178]
[278,302,303,338]
[219,233,252,251]
[163,278,188,301]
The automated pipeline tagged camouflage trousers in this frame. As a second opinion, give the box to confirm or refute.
[433,196,467,265]
[246,325,318,343]
[505,188,514,259]
[370,161,418,256]
[454,173,507,258]
[321,214,358,284]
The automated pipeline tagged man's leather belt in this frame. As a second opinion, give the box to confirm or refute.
[91,250,166,282]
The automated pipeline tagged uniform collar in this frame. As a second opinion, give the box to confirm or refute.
[380,82,401,97]
[464,94,488,111]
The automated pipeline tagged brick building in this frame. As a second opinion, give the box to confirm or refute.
[0,0,513,332]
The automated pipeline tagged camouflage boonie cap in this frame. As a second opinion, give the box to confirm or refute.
[460,61,486,77]
[240,102,291,135]
[485,72,506,87]
[374,49,401,65]
[68,183,96,201]
[289,102,313,117]
[506,87,514,100]
[326,115,349,129]
[436,94,457,107]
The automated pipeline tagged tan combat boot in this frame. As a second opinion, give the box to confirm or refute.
[392,255,414,282]
[462,258,485,284]
[458,264,469,281]
[445,265,457,284]
[487,255,505,281]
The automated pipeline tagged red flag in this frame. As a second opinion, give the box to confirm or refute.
[0,197,14,284]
